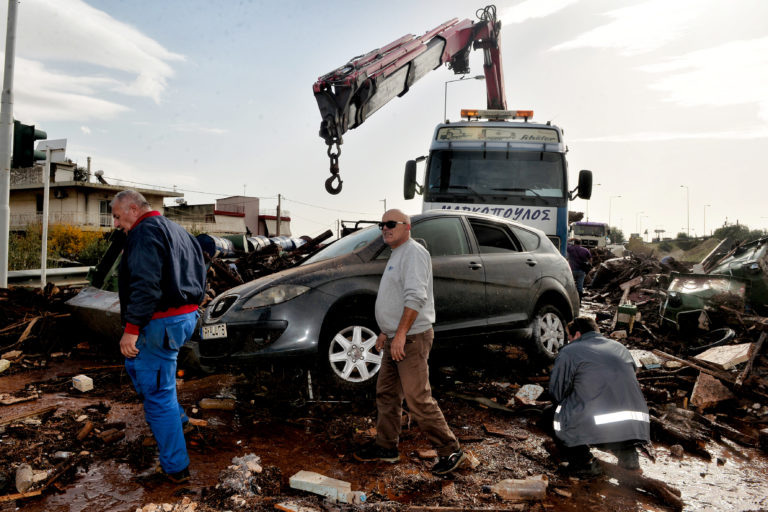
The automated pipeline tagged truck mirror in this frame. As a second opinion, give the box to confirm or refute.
[404,160,418,199]
[577,170,592,200]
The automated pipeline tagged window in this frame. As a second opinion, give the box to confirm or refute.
[511,226,540,251]
[411,217,471,257]
[469,220,519,253]
[99,200,112,227]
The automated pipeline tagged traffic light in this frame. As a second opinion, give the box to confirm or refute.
[12,120,47,168]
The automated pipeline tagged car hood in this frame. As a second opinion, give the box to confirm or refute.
[217,240,384,299]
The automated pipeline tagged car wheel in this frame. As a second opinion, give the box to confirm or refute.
[531,304,566,360]
[321,315,382,390]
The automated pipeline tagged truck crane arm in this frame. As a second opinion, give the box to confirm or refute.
[313,5,506,194]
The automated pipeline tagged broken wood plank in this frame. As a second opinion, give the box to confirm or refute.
[0,489,43,503]
[736,332,766,387]
[652,349,735,384]
[0,405,57,427]
[650,414,712,461]
[17,316,41,343]
[694,343,752,370]
[448,392,517,413]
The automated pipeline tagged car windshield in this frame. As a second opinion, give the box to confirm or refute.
[425,149,565,203]
[572,224,607,236]
[301,226,382,265]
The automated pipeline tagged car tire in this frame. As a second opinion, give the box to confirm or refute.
[531,304,567,361]
[320,315,382,391]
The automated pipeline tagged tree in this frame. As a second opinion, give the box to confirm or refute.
[713,224,750,242]
[609,226,625,244]
[676,232,689,240]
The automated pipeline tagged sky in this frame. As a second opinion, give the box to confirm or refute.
[2,0,768,240]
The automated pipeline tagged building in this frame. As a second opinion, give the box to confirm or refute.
[164,195,292,236]
[10,160,292,236]
[9,160,181,231]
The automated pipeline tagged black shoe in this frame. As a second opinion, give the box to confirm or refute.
[616,448,640,470]
[166,466,190,484]
[353,442,399,463]
[432,450,466,475]
[569,458,602,479]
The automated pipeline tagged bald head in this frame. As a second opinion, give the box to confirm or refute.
[381,209,411,249]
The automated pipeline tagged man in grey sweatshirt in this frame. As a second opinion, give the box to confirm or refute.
[353,209,465,475]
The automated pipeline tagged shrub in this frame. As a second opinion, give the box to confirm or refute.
[9,224,111,269]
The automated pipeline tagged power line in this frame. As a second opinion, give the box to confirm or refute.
[282,196,379,216]
[99,173,277,200]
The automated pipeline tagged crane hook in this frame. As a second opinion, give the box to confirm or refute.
[325,140,343,194]
[325,173,343,194]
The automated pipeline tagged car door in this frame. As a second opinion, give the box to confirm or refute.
[466,218,541,328]
[411,216,488,336]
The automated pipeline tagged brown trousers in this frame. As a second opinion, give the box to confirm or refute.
[375,328,460,457]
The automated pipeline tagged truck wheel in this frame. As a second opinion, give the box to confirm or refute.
[531,304,566,361]
[320,314,381,391]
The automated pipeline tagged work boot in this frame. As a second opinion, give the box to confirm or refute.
[352,442,399,463]
[616,447,640,470]
[432,450,466,475]
[165,466,190,484]
[569,457,602,479]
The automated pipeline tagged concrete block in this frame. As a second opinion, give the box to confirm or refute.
[72,374,93,392]
[690,372,735,410]
[694,343,751,370]
[289,470,365,504]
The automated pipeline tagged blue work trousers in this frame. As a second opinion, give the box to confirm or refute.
[572,269,586,297]
[125,311,197,474]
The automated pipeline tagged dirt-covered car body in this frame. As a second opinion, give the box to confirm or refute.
[196,210,579,387]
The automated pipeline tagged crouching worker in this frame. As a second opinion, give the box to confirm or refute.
[547,316,650,477]
[112,190,206,484]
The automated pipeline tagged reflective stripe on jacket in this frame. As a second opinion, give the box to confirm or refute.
[549,331,650,447]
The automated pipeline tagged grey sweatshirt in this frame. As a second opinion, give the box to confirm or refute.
[375,238,435,336]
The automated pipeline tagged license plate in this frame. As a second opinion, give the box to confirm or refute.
[201,323,227,339]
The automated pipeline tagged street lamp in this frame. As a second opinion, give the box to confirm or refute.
[635,211,645,233]
[680,185,690,237]
[444,75,485,121]
[608,195,621,228]
[703,204,711,237]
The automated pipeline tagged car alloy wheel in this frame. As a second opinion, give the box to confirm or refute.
[327,323,382,385]
[532,304,566,360]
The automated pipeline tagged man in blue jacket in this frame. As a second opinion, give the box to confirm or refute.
[549,316,650,476]
[112,190,206,484]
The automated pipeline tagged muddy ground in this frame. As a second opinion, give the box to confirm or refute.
[2,328,768,512]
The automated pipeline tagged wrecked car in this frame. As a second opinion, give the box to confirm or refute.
[661,236,768,331]
[195,210,579,389]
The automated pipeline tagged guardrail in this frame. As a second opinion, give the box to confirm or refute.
[7,267,91,288]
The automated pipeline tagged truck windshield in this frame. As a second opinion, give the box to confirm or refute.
[424,149,565,204]
[573,224,607,236]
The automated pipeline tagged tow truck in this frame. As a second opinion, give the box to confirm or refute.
[313,5,592,254]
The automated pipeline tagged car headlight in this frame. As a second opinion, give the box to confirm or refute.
[242,285,311,309]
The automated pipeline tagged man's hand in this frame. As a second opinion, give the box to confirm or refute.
[375,332,387,352]
[390,333,407,361]
[119,332,140,358]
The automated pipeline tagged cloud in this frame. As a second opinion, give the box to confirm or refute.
[642,37,768,122]
[170,123,228,135]
[550,0,709,55]
[1,0,184,122]
[80,126,91,135]
[573,126,768,142]
[500,0,581,23]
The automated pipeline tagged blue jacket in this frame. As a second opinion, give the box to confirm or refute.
[118,212,206,332]
[549,331,650,447]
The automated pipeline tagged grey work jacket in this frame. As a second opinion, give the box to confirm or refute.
[549,331,650,447]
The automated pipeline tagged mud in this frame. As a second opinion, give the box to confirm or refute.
[2,348,768,512]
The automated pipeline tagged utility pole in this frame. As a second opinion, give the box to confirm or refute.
[0,0,19,288]
[276,193,281,236]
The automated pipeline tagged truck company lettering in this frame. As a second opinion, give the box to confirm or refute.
[440,204,551,221]
[520,134,558,142]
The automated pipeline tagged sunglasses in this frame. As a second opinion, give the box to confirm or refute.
[378,220,407,230]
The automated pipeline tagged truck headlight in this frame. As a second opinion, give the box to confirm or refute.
[242,285,310,309]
